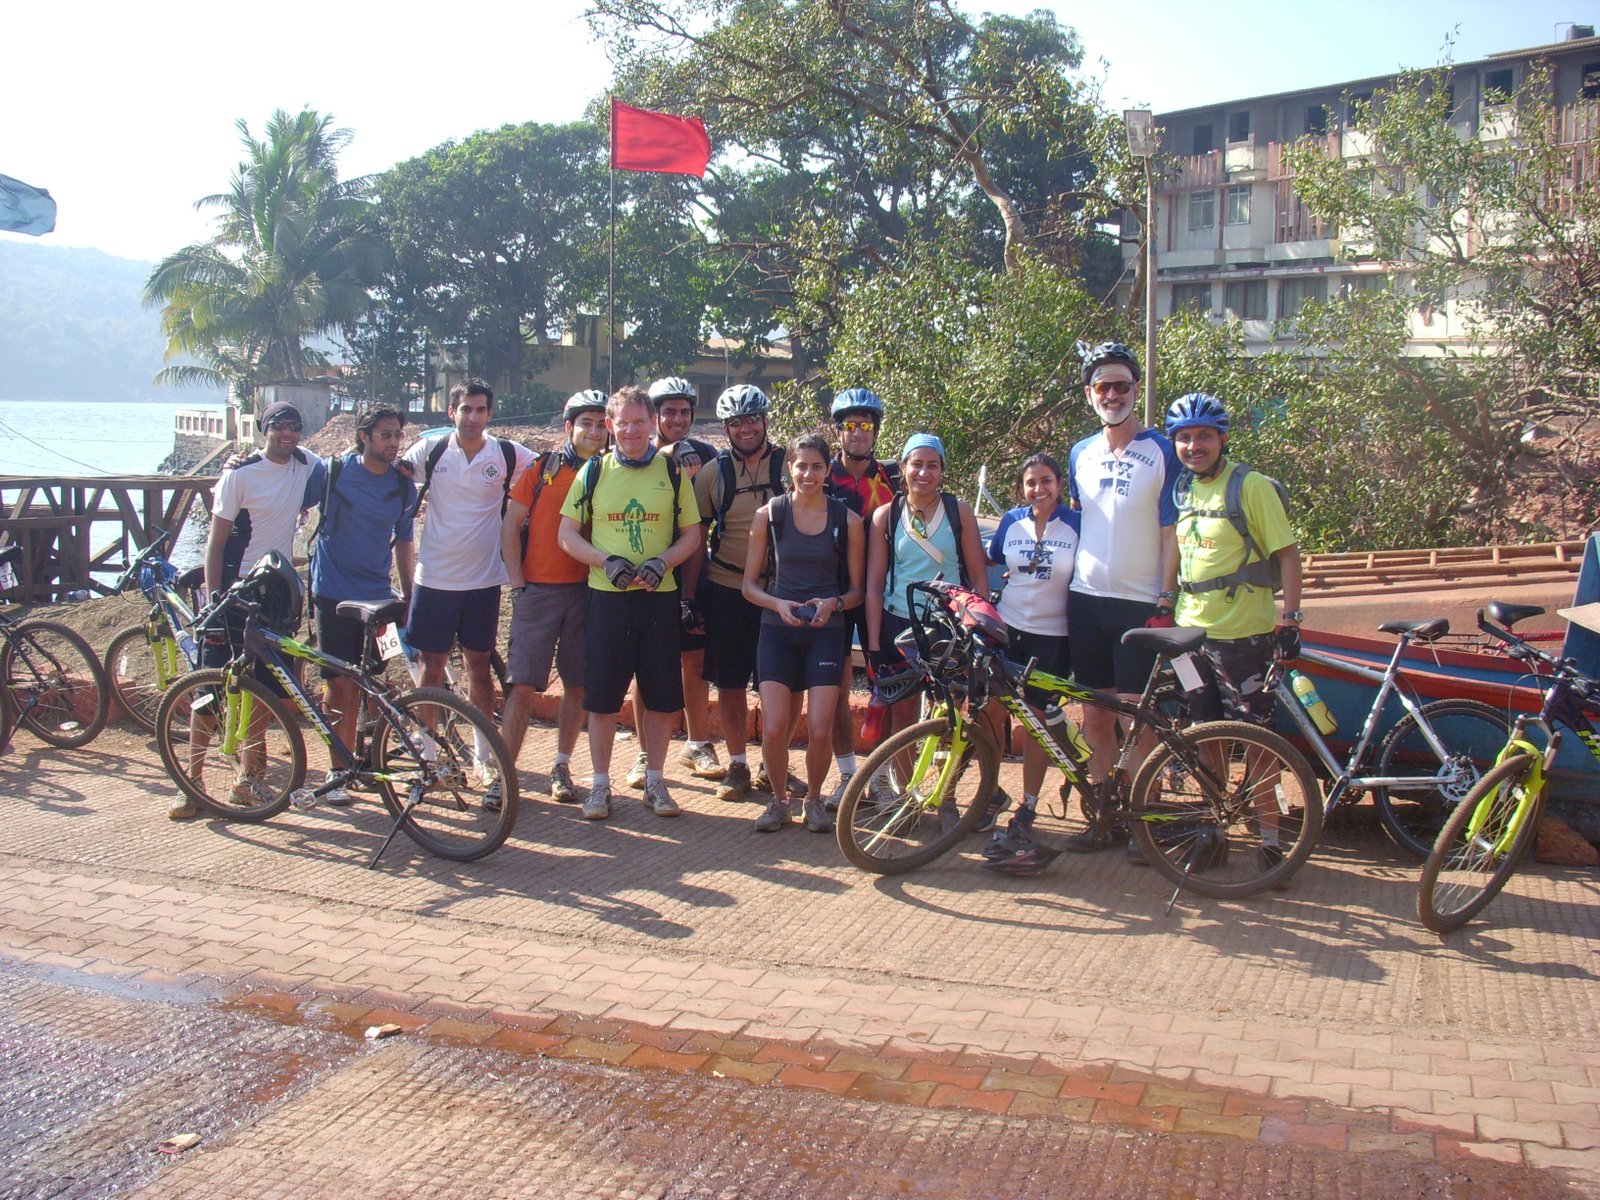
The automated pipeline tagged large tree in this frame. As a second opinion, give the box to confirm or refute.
[143,108,383,395]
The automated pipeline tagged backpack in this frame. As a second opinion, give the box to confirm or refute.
[1174,462,1292,598]
[309,453,416,547]
[571,449,684,549]
[766,493,851,594]
[885,491,970,595]
[412,434,519,520]
[219,447,310,586]
[707,446,787,573]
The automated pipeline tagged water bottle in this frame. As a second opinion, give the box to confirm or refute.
[1290,670,1337,735]
[397,626,424,686]
[66,589,93,603]
[860,691,889,749]
[176,630,198,665]
[1041,703,1092,763]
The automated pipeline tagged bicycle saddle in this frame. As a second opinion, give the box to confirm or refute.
[176,565,206,591]
[0,544,18,568]
[1377,618,1448,641]
[337,598,409,629]
[1121,626,1206,656]
[1486,600,1545,629]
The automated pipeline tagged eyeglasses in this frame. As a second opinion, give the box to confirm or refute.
[838,419,877,433]
[1091,380,1134,397]
[265,421,303,432]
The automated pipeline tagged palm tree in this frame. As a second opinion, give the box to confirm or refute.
[144,108,384,394]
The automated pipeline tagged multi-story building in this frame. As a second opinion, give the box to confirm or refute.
[1121,26,1600,355]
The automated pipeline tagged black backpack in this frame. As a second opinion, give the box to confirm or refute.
[218,447,310,586]
[412,434,519,519]
[766,493,851,594]
[570,450,684,548]
[885,491,970,594]
[707,446,787,573]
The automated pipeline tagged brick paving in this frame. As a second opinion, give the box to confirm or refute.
[1,721,1598,1193]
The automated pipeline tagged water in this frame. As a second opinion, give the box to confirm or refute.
[0,399,204,477]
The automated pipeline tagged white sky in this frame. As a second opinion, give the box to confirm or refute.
[2,0,1589,262]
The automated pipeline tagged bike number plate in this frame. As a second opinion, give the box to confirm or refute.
[1171,652,1204,693]
[376,623,404,662]
[0,562,16,591]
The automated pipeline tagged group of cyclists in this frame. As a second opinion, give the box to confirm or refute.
[186,339,1303,873]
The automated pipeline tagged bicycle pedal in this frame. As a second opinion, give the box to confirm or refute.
[289,788,319,812]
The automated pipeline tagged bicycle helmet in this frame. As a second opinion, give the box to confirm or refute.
[239,550,303,635]
[871,660,925,705]
[563,389,609,422]
[715,384,769,420]
[648,377,697,407]
[1165,392,1230,436]
[1076,339,1142,386]
[829,388,884,422]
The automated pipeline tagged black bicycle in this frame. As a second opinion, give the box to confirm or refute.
[0,543,110,749]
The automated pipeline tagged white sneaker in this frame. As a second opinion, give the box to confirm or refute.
[625,751,649,790]
[322,770,353,808]
[825,771,853,814]
[582,784,611,820]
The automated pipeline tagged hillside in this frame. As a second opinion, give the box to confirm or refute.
[0,241,224,404]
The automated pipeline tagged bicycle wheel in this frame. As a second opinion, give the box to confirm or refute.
[1418,753,1542,934]
[154,668,305,821]
[834,716,999,875]
[371,687,517,861]
[1,619,110,748]
[1373,698,1511,859]
[1129,720,1322,899]
[105,625,167,733]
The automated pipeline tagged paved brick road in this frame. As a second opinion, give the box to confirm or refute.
[1,721,1596,1196]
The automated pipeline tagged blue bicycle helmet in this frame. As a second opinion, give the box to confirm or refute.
[830,388,884,422]
[1077,339,1141,386]
[1165,393,1231,436]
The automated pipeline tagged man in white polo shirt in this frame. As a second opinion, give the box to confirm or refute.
[401,379,533,724]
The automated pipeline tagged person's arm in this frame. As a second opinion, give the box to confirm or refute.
[500,496,531,590]
[955,499,987,589]
[865,506,890,653]
[1276,544,1303,624]
[203,516,231,599]
[394,540,416,602]
[742,507,801,624]
[841,511,866,612]
[1159,524,1179,600]
[557,514,606,569]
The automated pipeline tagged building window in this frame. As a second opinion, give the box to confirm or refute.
[1192,124,1214,155]
[1582,62,1600,100]
[1226,185,1251,225]
[1227,111,1251,143]
[1482,68,1514,104]
[1188,190,1215,231]
[1172,283,1214,316]
[1224,280,1267,320]
[1341,273,1388,296]
[1278,276,1328,320]
[1347,91,1374,121]
[1306,105,1329,135]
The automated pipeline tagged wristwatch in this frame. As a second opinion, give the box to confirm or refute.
[1282,609,1305,623]
[1158,589,1179,603]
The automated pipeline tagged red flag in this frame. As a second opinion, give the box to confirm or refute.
[610,99,711,177]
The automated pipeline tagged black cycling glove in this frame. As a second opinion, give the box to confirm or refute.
[602,555,637,589]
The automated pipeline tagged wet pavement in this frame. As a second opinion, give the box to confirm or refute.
[1,721,1597,1196]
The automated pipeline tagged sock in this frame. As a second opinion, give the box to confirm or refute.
[690,740,711,752]
[592,773,610,790]
[729,753,748,765]
[1021,793,1039,812]
[554,752,571,767]
[836,753,857,775]
[646,770,663,787]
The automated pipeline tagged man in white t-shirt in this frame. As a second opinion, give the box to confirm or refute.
[1064,341,1180,852]
[400,380,532,726]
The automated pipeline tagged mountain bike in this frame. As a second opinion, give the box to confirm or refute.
[0,543,111,749]
[1417,600,1600,933]
[97,528,207,732]
[1267,619,1511,858]
[835,580,1321,900]
[153,556,518,867]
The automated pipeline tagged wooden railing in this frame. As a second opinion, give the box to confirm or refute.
[0,474,220,603]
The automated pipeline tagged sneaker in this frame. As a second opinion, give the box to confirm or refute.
[679,742,726,779]
[644,779,681,817]
[983,809,1038,861]
[753,797,792,832]
[717,761,753,803]
[867,773,900,809]
[938,801,962,835]
[1060,822,1122,854]
[803,799,833,833]
[582,784,611,821]
[322,771,354,808]
[972,788,1011,834]
[549,762,577,804]
[1260,843,1292,890]
[483,778,505,814]
[753,763,804,798]
[824,771,853,814]
[1125,835,1147,866]
[230,773,268,807]
[167,795,199,821]
[625,751,649,790]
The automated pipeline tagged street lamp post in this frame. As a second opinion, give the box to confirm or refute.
[1124,108,1158,426]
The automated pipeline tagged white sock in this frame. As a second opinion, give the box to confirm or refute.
[592,773,610,789]
[836,753,857,775]
[554,752,571,767]
[729,753,748,765]
[690,740,712,751]
[646,770,663,786]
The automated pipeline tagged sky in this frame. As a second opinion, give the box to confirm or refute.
[2,0,1591,263]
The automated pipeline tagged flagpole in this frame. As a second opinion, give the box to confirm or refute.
[608,114,616,395]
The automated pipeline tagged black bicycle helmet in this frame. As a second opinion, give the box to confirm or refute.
[240,550,303,635]
[1077,339,1141,386]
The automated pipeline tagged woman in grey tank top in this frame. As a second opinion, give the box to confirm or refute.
[742,433,865,833]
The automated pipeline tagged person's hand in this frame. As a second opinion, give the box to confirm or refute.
[634,557,668,591]
[1274,623,1302,660]
[776,600,809,627]
[865,648,893,679]
[680,598,705,635]
[1144,606,1175,629]
[602,555,637,589]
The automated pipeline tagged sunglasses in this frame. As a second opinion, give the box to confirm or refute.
[725,414,764,429]
[265,420,303,432]
[1091,380,1134,397]
[838,419,877,433]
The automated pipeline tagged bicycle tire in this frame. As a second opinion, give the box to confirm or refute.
[1373,698,1511,859]
[372,687,517,861]
[105,625,166,733]
[154,668,305,821]
[834,716,999,875]
[1418,752,1542,934]
[2,619,111,748]
[1129,720,1322,899]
